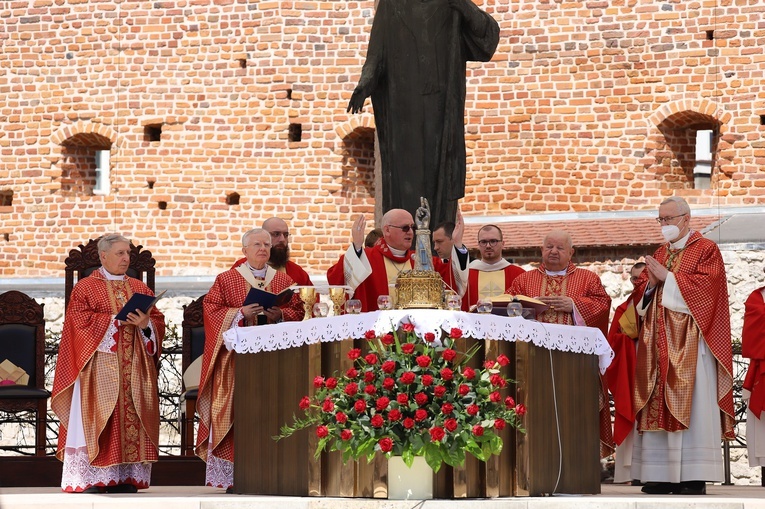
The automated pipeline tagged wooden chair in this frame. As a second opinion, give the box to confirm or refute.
[64,237,156,310]
[0,291,50,456]
[180,294,206,456]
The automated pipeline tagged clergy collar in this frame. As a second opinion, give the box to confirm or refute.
[99,267,127,281]
[388,245,408,258]
[545,268,568,276]
[245,262,268,278]
[669,230,693,250]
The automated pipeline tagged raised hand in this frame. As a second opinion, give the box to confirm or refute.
[451,209,464,247]
[351,214,367,251]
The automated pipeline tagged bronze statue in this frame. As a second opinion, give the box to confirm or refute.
[347,0,500,228]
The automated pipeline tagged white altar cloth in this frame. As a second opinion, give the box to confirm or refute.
[222,310,614,373]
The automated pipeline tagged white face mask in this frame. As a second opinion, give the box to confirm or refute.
[661,225,681,243]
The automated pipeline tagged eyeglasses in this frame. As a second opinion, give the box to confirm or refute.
[245,242,272,250]
[655,214,686,225]
[478,239,501,247]
[269,231,290,238]
[389,224,416,233]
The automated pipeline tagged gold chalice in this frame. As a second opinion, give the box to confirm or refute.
[298,287,317,321]
[329,286,347,317]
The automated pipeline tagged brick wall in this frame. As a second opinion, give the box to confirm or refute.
[1,0,764,278]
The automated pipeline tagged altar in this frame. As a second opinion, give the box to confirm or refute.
[223,310,613,497]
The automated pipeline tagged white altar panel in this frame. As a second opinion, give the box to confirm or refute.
[222,310,614,373]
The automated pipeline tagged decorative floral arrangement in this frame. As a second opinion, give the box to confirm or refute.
[276,323,526,471]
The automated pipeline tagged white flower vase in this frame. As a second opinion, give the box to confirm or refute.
[387,456,433,500]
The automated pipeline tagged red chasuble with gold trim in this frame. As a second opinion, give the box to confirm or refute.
[195,268,303,470]
[232,257,313,286]
[633,231,735,440]
[742,287,765,417]
[52,271,165,466]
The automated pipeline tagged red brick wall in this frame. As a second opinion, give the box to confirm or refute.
[1,0,764,278]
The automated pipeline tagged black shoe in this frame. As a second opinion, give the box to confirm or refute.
[81,486,104,494]
[640,482,678,494]
[106,484,138,493]
[225,487,234,494]
[677,481,706,495]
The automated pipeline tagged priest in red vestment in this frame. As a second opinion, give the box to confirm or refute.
[327,208,469,312]
[462,224,524,311]
[507,229,613,458]
[631,197,734,496]
[231,217,313,286]
[196,228,304,490]
[742,282,765,466]
[52,234,165,493]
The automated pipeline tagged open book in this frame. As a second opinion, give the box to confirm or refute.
[243,287,294,309]
[489,294,549,314]
[115,289,167,321]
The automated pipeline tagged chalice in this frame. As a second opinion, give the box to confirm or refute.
[329,286,347,317]
[298,287,317,321]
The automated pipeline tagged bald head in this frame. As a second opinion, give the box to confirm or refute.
[262,217,290,248]
[541,230,574,271]
[382,208,415,251]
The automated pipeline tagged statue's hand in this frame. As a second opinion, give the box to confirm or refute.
[347,87,366,114]
[415,198,430,229]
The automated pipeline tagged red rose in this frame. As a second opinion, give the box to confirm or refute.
[364,384,377,395]
[383,377,395,390]
[364,370,375,383]
[450,328,463,339]
[414,409,428,421]
[335,411,348,424]
[467,404,479,416]
[444,418,458,432]
[364,329,377,340]
[421,374,434,386]
[403,417,415,429]
[504,396,515,408]
[381,360,396,374]
[494,418,506,430]
[325,377,338,389]
[344,382,358,396]
[416,355,431,368]
[348,348,361,360]
[371,414,384,428]
[462,367,476,380]
[414,392,428,406]
[489,391,501,403]
[382,333,395,345]
[424,332,436,343]
[490,374,503,387]
[440,367,454,381]
[346,368,358,378]
[365,353,379,365]
[354,399,366,413]
[402,323,415,333]
[400,371,416,385]
[441,403,454,415]
[379,437,393,452]
[322,398,335,412]
[484,359,495,369]
[376,396,390,411]
[341,429,353,441]
[429,426,445,442]
[299,396,311,410]
[316,425,329,438]
[442,349,456,362]
[472,424,484,437]
[388,409,402,421]
[433,385,446,398]
[401,343,415,354]
[313,376,325,388]
[515,403,527,416]
[458,384,470,396]
[497,354,510,367]
[396,393,409,405]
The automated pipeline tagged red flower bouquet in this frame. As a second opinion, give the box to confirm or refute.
[277,325,525,471]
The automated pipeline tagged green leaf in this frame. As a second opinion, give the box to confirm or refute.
[402,447,415,467]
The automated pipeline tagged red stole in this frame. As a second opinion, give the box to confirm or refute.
[743,287,765,417]
[462,264,525,311]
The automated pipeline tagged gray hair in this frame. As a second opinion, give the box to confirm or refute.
[97,234,130,253]
[242,228,268,247]
[543,230,574,249]
[660,196,691,215]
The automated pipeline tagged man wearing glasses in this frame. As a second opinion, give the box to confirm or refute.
[462,224,524,311]
[327,208,469,312]
[629,196,734,495]
[196,228,304,491]
[232,217,313,287]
